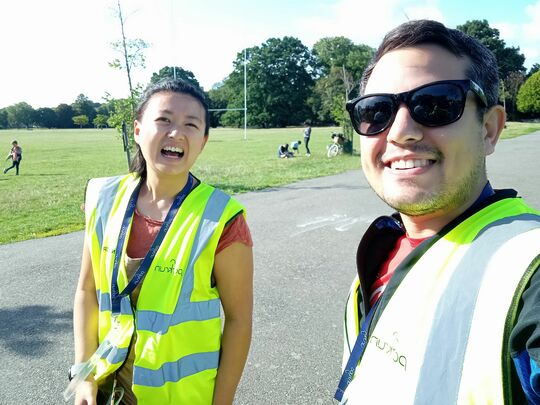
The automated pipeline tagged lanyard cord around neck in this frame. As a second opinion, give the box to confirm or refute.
[334,298,381,402]
[110,174,193,314]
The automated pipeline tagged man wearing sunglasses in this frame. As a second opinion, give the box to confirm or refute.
[336,20,540,404]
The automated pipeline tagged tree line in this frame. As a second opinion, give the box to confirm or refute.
[1,19,539,132]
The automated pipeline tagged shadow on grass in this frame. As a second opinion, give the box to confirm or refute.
[0,305,72,356]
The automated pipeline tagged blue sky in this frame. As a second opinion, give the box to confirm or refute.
[0,0,538,109]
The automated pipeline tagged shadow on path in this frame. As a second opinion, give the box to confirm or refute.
[0,305,72,356]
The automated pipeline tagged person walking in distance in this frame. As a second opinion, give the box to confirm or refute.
[303,122,312,156]
[335,19,540,404]
[4,140,22,175]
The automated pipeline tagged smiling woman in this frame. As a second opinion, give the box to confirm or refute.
[70,78,254,405]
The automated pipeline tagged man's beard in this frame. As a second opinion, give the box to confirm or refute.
[379,158,487,217]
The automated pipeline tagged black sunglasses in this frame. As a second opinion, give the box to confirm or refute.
[346,79,488,136]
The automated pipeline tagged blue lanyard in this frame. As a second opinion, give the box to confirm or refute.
[334,298,381,402]
[110,175,193,314]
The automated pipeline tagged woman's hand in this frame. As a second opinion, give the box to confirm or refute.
[74,379,98,405]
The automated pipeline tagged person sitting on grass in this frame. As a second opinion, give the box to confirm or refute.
[277,143,294,158]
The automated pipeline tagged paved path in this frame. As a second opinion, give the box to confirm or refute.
[0,131,538,404]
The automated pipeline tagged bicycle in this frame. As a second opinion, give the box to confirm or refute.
[327,133,345,158]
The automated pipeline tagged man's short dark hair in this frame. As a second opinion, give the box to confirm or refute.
[360,20,499,110]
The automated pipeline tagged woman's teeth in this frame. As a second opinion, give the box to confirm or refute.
[162,146,184,157]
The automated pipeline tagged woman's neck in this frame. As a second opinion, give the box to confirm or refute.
[137,172,191,220]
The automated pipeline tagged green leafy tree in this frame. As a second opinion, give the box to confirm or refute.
[312,38,374,123]
[503,71,525,119]
[313,37,373,88]
[104,86,142,134]
[73,114,89,128]
[220,37,316,128]
[55,103,75,128]
[517,71,540,116]
[207,83,230,127]
[6,102,35,128]
[309,67,345,124]
[35,107,57,128]
[311,37,373,151]
[456,20,526,79]
[150,66,201,89]
[72,94,97,123]
[93,114,109,129]
[0,109,8,129]
[527,63,540,78]
[109,0,149,164]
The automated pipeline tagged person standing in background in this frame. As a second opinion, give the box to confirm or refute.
[303,122,312,156]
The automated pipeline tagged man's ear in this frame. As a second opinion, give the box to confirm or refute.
[482,105,506,156]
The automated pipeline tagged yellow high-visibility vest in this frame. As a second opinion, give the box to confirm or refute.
[342,198,540,404]
[84,173,244,404]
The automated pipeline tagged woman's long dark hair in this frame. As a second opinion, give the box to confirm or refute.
[129,78,210,180]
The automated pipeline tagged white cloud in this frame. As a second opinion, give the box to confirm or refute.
[524,0,540,38]
[493,0,540,70]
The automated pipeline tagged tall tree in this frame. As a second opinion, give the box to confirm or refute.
[72,94,97,124]
[219,37,316,128]
[150,66,201,89]
[0,109,8,129]
[207,83,230,128]
[55,103,75,128]
[517,71,540,116]
[109,0,149,106]
[93,114,109,129]
[527,63,540,78]
[35,107,58,128]
[313,37,373,92]
[73,115,89,128]
[109,0,149,165]
[456,20,526,79]
[6,102,35,128]
[503,71,526,119]
[312,37,374,146]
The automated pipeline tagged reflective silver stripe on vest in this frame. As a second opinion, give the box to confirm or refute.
[97,290,134,315]
[96,294,133,365]
[136,189,230,334]
[94,176,122,249]
[133,351,220,387]
[414,214,540,404]
[100,343,130,365]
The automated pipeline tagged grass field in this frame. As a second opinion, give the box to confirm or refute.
[1,121,539,245]
[0,126,358,244]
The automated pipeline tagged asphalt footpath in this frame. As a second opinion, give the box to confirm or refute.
[0,131,538,404]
